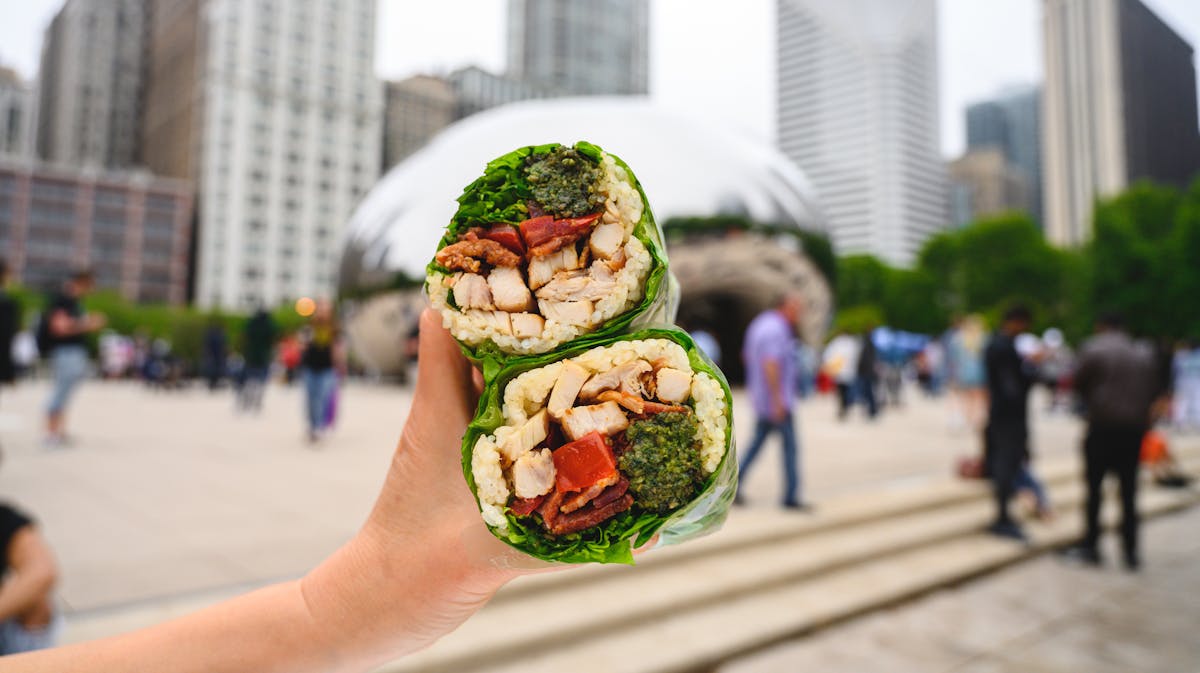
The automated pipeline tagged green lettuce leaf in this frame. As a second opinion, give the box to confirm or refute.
[460,327,737,565]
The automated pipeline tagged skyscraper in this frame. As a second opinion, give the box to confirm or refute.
[1043,0,1200,245]
[966,85,1042,225]
[383,76,457,169]
[143,0,383,309]
[35,0,146,168]
[0,66,35,158]
[776,0,946,267]
[507,0,649,96]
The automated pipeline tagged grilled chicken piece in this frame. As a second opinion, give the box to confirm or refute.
[537,261,619,302]
[452,273,494,310]
[512,448,556,499]
[510,312,545,338]
[538,299,593,324]
[580,360,653,399]
[655,368,694,403]
[560,473,619,514]
[561,401,630,441]
[588,221,624,259]
[528,246,581,290]
[597,390,645,414]
[548,361,590,419]
[500,410,549,463]
[468,310,513,335]
[436,238,521,273]
[487,267,533,312]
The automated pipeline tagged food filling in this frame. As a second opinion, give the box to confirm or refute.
[429,147,650,355]
[471,339,729,536]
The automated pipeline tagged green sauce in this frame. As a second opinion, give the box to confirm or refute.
[620,412,703,514]
[525,147,606,218]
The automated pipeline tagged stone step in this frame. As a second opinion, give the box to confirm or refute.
[377,455,1199,673]
[380,483,1198,673]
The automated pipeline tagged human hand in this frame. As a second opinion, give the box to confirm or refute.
[84,313,107,331]
[299,309,556,668]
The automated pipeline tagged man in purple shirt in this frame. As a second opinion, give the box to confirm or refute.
[737,293,808,509]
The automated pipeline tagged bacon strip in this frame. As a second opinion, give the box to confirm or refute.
[521,213,603,255]
[590,477,630,509]
[547,494,633,536]
[510,494,546,517]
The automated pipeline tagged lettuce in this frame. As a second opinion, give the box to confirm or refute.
[460,328,737,565]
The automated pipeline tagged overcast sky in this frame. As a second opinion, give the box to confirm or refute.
[3,0,1199,158]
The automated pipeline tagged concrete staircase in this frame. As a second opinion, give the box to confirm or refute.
[376,449,1200,673]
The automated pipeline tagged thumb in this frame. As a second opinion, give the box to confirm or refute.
[413,308,475,412]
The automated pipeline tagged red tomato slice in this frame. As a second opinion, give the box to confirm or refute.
[482,224,526,256]
[552,431,618,494]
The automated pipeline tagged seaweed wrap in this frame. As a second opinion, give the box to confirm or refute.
[463,328,736,564]
[426,142,670,364]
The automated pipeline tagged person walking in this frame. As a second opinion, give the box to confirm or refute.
[856,328,880,417]
[1062,314,1162,570]
[983,305,1039,541]
[736,293,809,510]
[0,501,60,655]
[238,309,277,413]
[40,270,105,447]
[823,330,860,420]
[948,315,988,432]
[201,319,228,391]
[1172,340,1200,431]
[300,300,343,443]
[0,261,18,397]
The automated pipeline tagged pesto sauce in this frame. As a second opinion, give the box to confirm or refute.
[619,412,703,514]
[525,147,606,218]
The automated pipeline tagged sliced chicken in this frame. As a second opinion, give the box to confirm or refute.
[655,368,693,403]
[580,360,652,399]
[512,448,556,499]
[538,299,593,325]
[561,401,630,441]
[548,361,590,419]
[510,312,545,338]
[453,273,494,310]
[597,390,645,414]
[588,221,624,259]
[500,410,549,463]
[487,266,533,312]
[468,309,513,335]
[528,246,581,290]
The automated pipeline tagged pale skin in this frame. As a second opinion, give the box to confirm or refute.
[6,309,556,672]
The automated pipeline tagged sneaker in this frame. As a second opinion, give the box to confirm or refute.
[783,500,814,512]
[1124,553,1141,572]
[986,520,1027,542]
[1058,544,1102,567]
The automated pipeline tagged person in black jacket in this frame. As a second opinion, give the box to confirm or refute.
[0,261,17,387]
[984,305,1040,541]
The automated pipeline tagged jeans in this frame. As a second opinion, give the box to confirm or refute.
[302,367,337,433]
[739,413,801,504]
[238,366,269,412]
[1013,465,1047,510]
[0,613,62,655]
[1082,422,1144,561]
[46,345,89,414]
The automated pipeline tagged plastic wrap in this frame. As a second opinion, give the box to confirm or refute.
[461,327,737,565]
[425,141,672,378]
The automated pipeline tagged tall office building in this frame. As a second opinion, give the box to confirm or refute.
[507,0,649,95]
[966,85,1042,225]
[1044,0,1200,245]
[0,66,35,158]
[143,0,383,309]
[382,76,457,169]
[777,0,946,266]
[948,148,1031,227]
[35,0,146,168]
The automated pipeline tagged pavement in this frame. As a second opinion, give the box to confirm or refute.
[719,505,1200,673]
[0,376,1195,669]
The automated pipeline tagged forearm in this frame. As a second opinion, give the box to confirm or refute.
[4,581,329,673]
[763,360,783,411]
[0,572,54,622]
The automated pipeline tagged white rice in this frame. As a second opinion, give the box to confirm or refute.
[472,338,729,532]
[428,151,651,355]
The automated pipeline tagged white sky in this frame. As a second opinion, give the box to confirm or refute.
[3,0,1199,158]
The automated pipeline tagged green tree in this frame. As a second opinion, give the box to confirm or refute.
[835,255,890,310]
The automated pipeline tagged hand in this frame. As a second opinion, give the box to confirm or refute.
[84,313,107,331]
[771,400,788,424]
[299,309,554,666]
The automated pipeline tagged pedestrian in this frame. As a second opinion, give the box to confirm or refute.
[0,500,60,655]
[300,300,344,443]
[0,260,18,401]
[857,327,881,417]
[736,293,809,510]
[202,318,227,391]
[1061,313,1162,570]
[1172,339,1200,431]
[822,330,860,420]
[40,270,105,447]
[238,309,277,413]
[983,305,1040,541]
[948,314,988,432]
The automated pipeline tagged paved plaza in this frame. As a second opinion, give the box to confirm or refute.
[0,375,1195,667]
